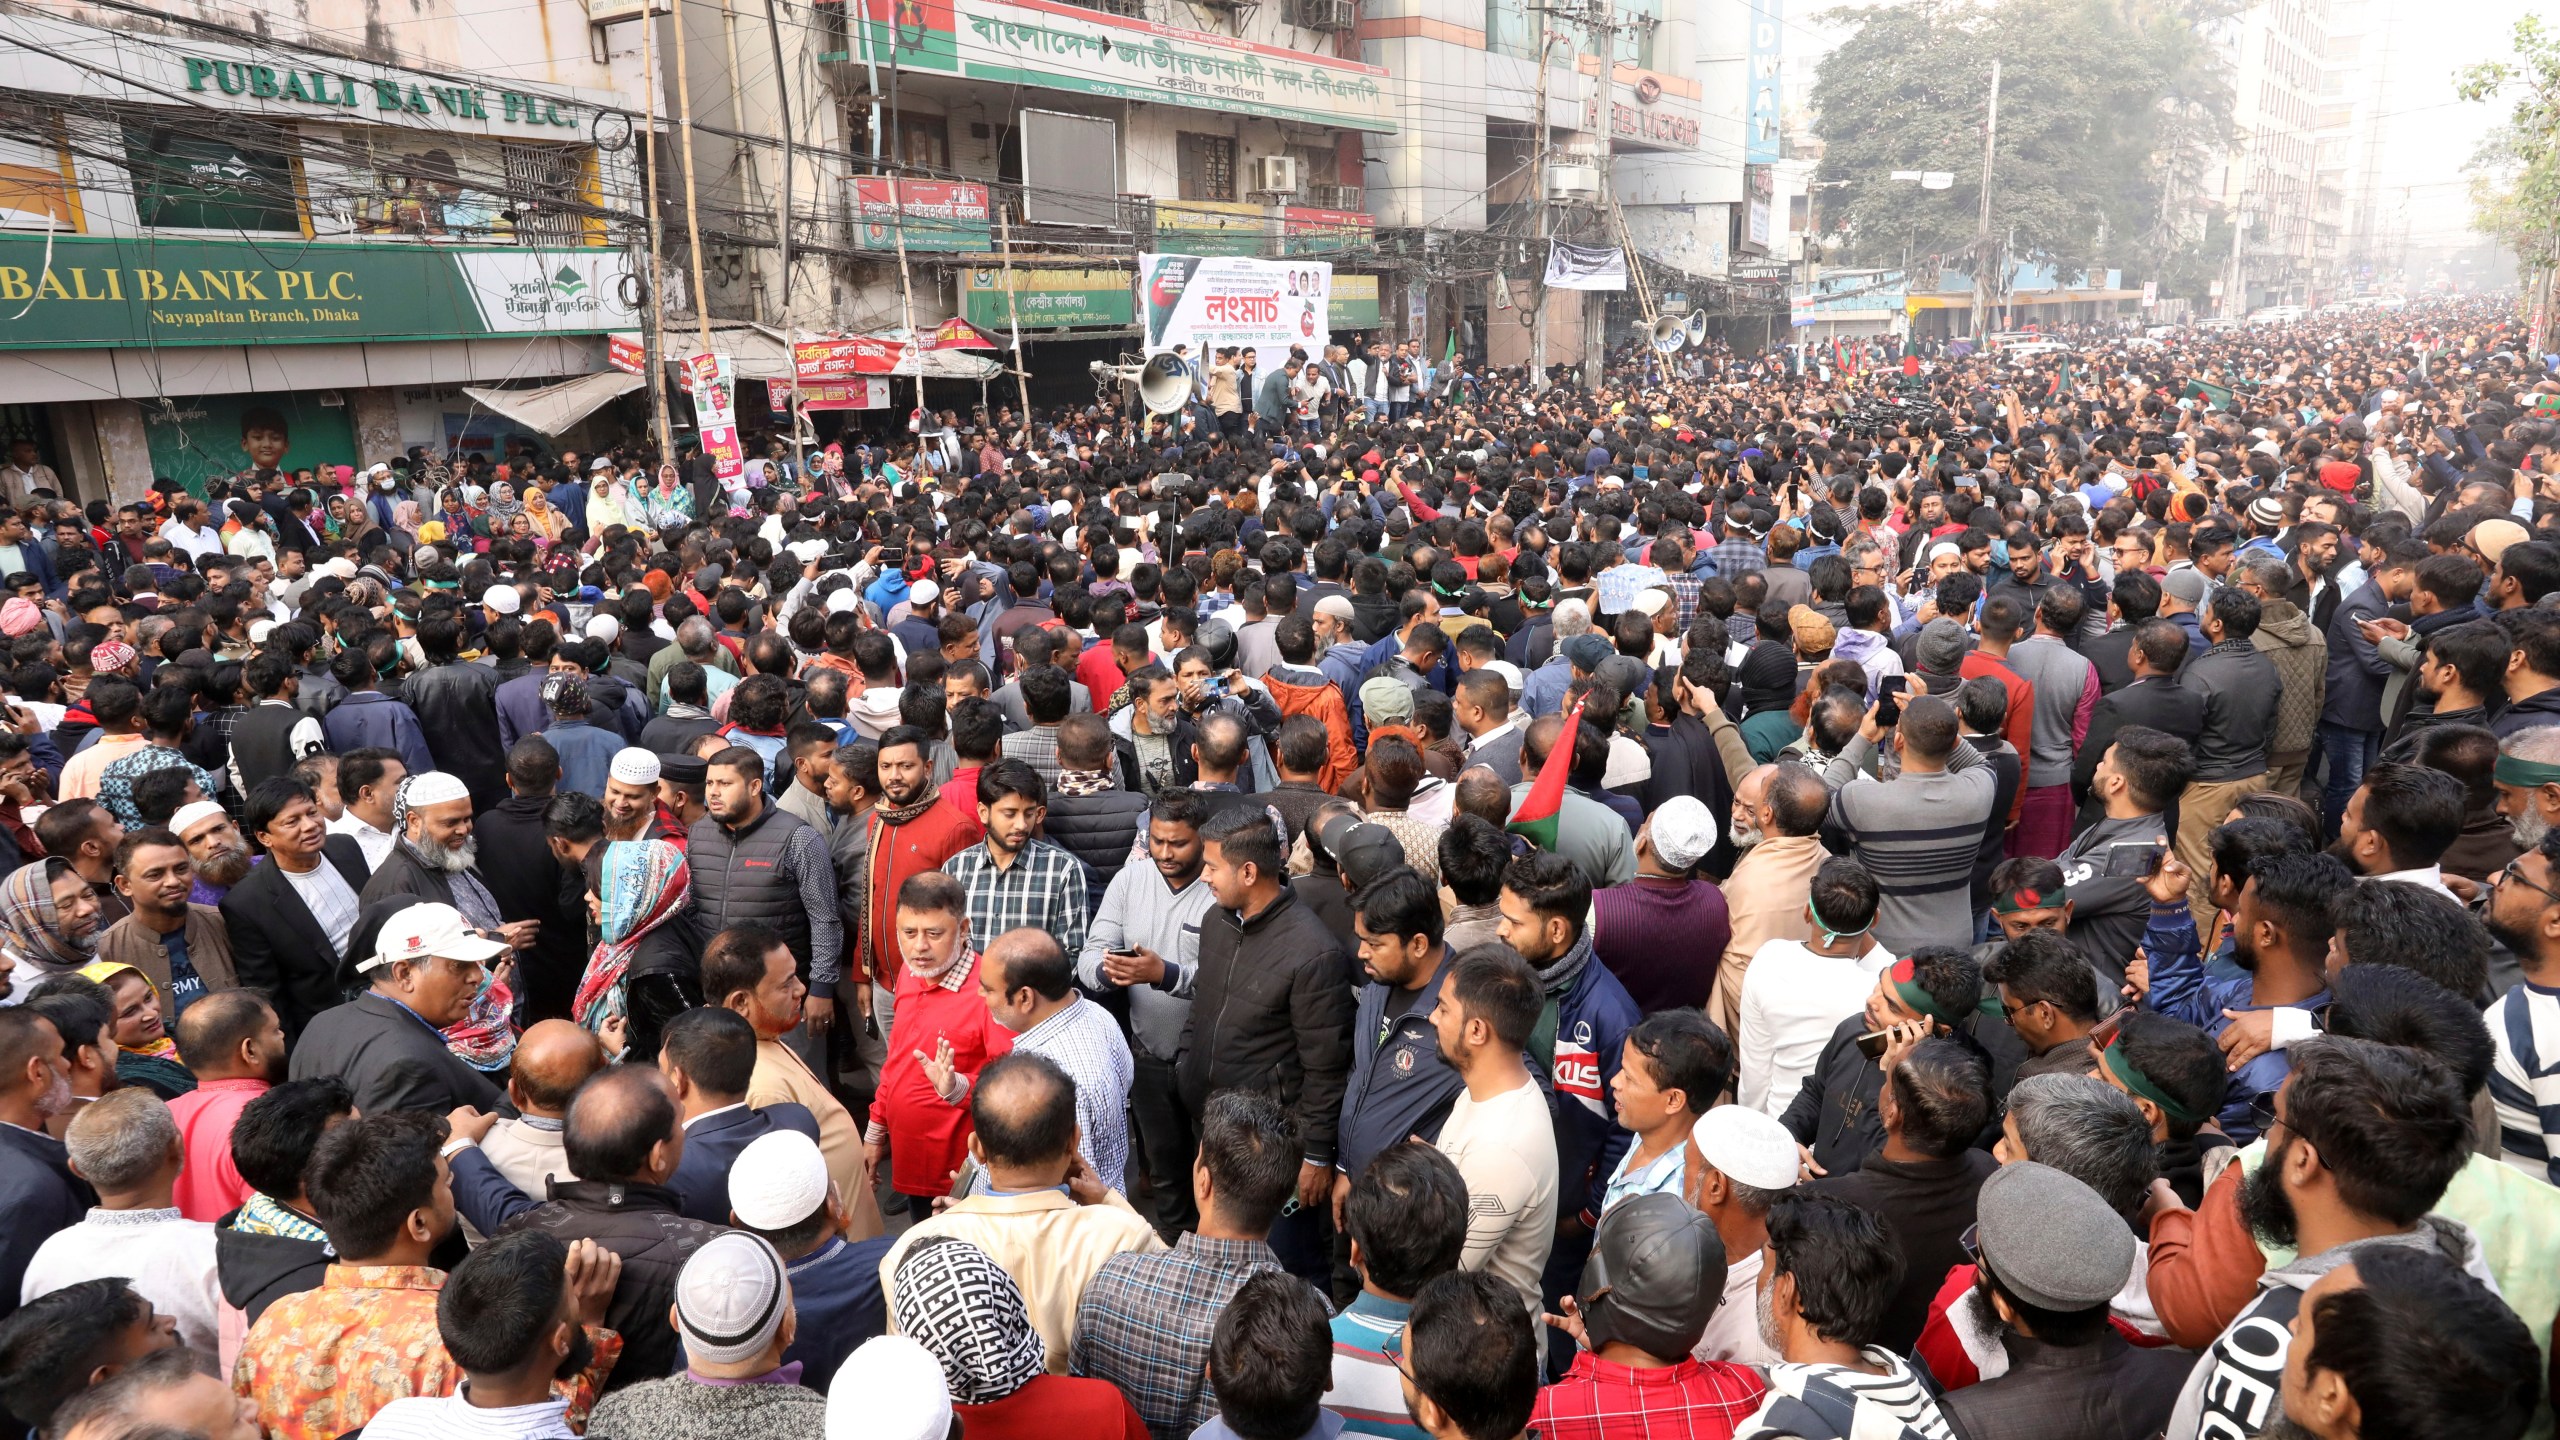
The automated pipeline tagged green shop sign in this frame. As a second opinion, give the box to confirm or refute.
[180,55,579,129]
[0,236,637,349]
[962,267,1134,330]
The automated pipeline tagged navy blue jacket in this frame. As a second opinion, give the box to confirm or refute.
[668,1102,822,1226]
[318,690,434,777]
[1540,952,1639,1225]
[2320,579,2395,732]
[1337,955,1464,1181]
[782,1233,894,1392]
[0,1123,94,1323]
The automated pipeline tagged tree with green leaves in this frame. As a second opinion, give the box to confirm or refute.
[2458,16,2560,343]
[1810,0,2234,298]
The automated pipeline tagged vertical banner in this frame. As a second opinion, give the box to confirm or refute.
[685,352,742,482]
[1746,0,1783,166]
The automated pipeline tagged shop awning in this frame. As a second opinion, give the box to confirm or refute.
[461,371,645,436]
[662,325,798,383]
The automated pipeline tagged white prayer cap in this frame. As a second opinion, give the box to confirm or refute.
[169,801,229,839]
[609,748,662,786]
[728,1130,831,1232]
[403,771,471,809]
[1696,1105,1801,1191]
[480,584,521,616]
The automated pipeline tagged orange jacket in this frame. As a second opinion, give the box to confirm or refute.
[1260,668,1357,791]
[2144,1160,2266,1348]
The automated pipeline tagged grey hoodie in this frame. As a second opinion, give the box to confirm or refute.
[2165,1213,2496,1440]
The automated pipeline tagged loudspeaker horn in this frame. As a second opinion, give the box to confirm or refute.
[1685,311,1708,345]
[1650,315,1686,352]
[1138,353,1193,414]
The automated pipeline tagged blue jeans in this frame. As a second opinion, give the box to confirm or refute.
[2317,720,2380,842]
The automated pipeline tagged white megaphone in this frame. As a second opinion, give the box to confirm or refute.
[1137,353,1193,414]
[1650,315,1686,352]
[1685,311,1708,346]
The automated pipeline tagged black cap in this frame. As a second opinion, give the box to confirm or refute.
[1316,812,1407,894]
[1577,1193,1729,1360]
[659,753,709,786]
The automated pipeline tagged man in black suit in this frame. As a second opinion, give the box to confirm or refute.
[223,776,374,1040]
[0,1009,92,1324]
[2072,617,2207,823]
[655,1006,821,1226]
[2082,570,2161,697]
[287,899,507,1117]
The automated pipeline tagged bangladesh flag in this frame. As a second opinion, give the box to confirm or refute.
[2048,356,2072,399]
[1508,702,1584,852]
[2182,379,2233,411]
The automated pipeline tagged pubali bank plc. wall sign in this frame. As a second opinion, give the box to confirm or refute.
[179,55,579,130]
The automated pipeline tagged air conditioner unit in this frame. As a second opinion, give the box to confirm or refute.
[1546,163,1600,201]
[1292,0,1355,30]
[1253,155,1300,194]
[1308,182,1363,211]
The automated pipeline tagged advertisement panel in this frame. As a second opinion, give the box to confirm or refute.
[0,236,636,348]
[793,335,909,380]
[142,391,359,496]
[1155,200,1268,257]
[961,267,1135,330]
[799,378,892,411]
[1282,207,1372,255]
[1745,0,1783,165]
[1140,252,1330,377]
[845,0,1395,134]
[607,332,647,375]
[848,178,992,252]
[1328,274,1379,330]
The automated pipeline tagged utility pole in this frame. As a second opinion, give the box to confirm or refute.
[996,203,1033,423]
[669,0,716,357]
[1530,26,1554,392]
[638,3,674,460]
[1970,57,2000,341]
[1579,0,1611,391]
[2225,208,2249,319]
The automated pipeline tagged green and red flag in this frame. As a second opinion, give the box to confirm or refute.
[1507,701,1583,851]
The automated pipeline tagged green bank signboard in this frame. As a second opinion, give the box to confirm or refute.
[962,267,1134,330]
[0,236,637,349]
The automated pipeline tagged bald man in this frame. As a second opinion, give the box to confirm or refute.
[478,1019,605,1199]
[444,1064,721,1388]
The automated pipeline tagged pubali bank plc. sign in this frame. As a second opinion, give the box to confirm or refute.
[179,55,579,130]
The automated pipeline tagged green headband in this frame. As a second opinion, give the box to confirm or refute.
[2496,755,2560,790]
[1887,958,1944,1023]
[2102,1034,2202,1127]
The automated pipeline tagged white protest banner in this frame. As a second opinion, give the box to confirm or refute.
[1544,242,1628,292]
[1140,252,1332,378]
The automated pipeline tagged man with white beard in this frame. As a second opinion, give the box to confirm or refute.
[170,801,255,908]
[355,771,539,969]
[2492,725,2560,852]
[1709,763,1830,1037]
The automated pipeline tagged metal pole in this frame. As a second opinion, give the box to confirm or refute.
[891,183,927,419]
[639,3,675,460]
[1970,57,1999,340]
[996,202,1034,422]
[1530,27,1554,391]
[1579,0,1612,391]
[670,0,716,356]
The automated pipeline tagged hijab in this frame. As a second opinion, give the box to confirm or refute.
[76,959,180,1060]
[889,1239,1045,1406]
[572,840,691,1029]
[485,480,527,526]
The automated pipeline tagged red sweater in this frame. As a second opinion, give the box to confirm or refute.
[1958,649,2036,824]
[861,798,983,988]
[878,952,1014,1196]
[958,1375,1148,1440]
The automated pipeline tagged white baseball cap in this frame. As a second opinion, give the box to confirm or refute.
[360,901,511,972]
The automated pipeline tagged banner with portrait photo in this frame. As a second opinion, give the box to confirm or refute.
[1543,242,1627,292]
[1139,252,1332,380]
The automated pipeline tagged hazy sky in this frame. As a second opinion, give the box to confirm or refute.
[1784,0,2534,249]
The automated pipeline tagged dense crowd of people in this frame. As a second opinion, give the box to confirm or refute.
[2,298,2558,1440]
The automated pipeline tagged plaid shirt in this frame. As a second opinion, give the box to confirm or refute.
[1070,1233,1284,1440]
[1662,572,1704,631]
[1529,1353,1767,1440]
[1009,995,1133,1197]
[1706,537,1768,580]
[946,836,1091,961]
[999,724,1066,788]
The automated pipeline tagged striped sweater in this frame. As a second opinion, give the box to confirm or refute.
[1817,734,1998,955]
[2489,979,2560,1185]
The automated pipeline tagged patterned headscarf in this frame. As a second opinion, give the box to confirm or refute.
[485,480,527,526]
[572,841,692,1030]
[890,1239,1045,1405]
[0,858,96,977]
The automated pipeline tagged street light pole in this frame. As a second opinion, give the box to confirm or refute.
[1971,58,2000,340]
